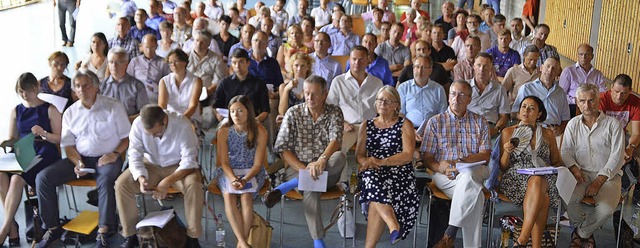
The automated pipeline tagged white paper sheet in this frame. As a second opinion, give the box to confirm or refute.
[227,169,259,194]
[556,167,577,204]
[456,160,486,171]
[38,93,68,113]
[199,86,208,101]
[516,166,558,175]
[136,209,175,229]
[78,168,96,174]
[0,153,22,172]
[266,84,274,92]
[298,169,328,192]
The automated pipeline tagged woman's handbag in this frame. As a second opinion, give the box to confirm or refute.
[324,195,354,238]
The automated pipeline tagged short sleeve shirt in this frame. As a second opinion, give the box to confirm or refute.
[600,91,640,130]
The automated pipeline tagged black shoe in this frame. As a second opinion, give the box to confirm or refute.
[120,235,138,248]
[262,189,282,208]
[35,228,63,248]
[186,237,201,248]
[8,221,19,247]
[95,232,109,248]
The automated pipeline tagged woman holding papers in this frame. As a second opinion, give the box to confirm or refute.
[499,96,564,247]
[40,51,76,110]
[356,86,418,247]
[216,96,267,248]
[158,49,203,124]
[0,73,62,246]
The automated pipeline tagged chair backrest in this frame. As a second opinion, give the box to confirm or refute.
[331,55,350,72]
[249,8,256,17]
[352,16,365,37]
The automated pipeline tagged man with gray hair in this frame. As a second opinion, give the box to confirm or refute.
[182,17,222,55]
[187,30,229,98]
[562,83,625,247]
[35,69,131,248]
[127,34,171,104]
[116,105,203,248]
[101,47,149,122]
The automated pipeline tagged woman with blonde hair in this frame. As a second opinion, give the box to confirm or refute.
[277,24,311,76]
[278,52,313,116]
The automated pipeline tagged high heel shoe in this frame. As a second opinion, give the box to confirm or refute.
[8,221,19,247]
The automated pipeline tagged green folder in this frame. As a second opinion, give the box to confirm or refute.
[0,134,41,172]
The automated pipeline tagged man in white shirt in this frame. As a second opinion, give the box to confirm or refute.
[116,105,203,248]
[327,46,383,182]
[35,69,131,248]
[204,0,224,21]
[562,83,625,247]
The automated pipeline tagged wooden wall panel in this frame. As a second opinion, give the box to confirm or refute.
[545,0,593,62]
[595,0,640,92]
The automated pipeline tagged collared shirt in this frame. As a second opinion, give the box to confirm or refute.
[204,4,224,20]
[558,62,607,103]
[509,34,531,57]
[512,79,570,126]
[161,0,177,13]
[364,9,397,23]
[398,62,451,87]
[288,14,306,26]
[273,103,344,163]
[375,41,411,66]
[311,53,342,88]
[478,21,490,32]
[127,54,171,99]
[434,16,454,35]
[61,95,131,157]
[502,64,540,103]
[109,35,140,59]
[451,31,491,61]
[420,108,491,162]
[452,58,498,82]
[329,31,361,56]
[100,74,149,116]
[172,25,192,46]
[267,34,282,58]
[311,7,331,28]
[319,24,339,36]
[249,55,284,89]
[182,38,222,55]
[600,91,640,129]
[397,79,448,128]
[121,0,137,17]
[128,26,159,42]
[486,46,521,77]
[145,15,166,32]
[128,112,199,180]
[187,50,228,88]
[345,55,394,86]
[519,43,559,67]
[561,112,625,179]
[213,73,270,115]
[226,43,253,66]
[270,8,289,35]
[327,71,383,124]
[468,79,510,123]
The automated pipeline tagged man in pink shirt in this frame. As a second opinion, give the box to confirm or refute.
[559,43,606,116]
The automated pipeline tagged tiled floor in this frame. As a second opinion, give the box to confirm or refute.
[0,1,629,247]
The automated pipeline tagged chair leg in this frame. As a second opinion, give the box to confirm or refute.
[353,193,358,247]
[204,191,209,242]
[63,185,72,211]
[554,199,561,246]
[342,194,347,247]
[70,185,79,213]
[280,194,285,248]
[617,198,626,248]
[424,190,433,248]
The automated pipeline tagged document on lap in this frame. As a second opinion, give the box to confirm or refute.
[516,166,558,175]
[456,161,486,171]
[298,169,328,192]
[227,169,258,194]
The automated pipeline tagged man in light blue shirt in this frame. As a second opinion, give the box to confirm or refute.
[512,57,569,137]
[398,55,448,131]
[329,15,361,56]
[311,32,342,88]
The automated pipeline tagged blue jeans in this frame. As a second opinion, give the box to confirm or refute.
[457,0,474,9]
[488,0,501,14]
[36,156,121,231]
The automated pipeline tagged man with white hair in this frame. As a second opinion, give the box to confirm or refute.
[182,17,222,55]
[187,30,228,99]
[101,47,149,122]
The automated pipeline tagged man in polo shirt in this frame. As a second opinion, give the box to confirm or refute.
[311,32,342,88]
[127,34,171,104]
[375,23,411,78]
[512,57,569,137]
[467,52,510,137]
[187,30,228,99]
[116,105,203,248]
[35,69,131,248]
[502,45,540,103]
[101,47,148,122]
[213,49,270,123]
[328,46,383,183]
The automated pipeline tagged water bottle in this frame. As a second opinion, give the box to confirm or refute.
[216,214,226,247]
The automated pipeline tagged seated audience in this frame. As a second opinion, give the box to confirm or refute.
[562,84,625,247]
[128,34,171,104]
[430,24,457,72]
[447,9,469,45]
[319,10,343,36]
[301,16,315,51]
[485,14,507,47]
[363,0,396,24]
[378,21,391,45]
[278,52,313,115]
[365,8,384,35]
[468,52,510,136]
[147,0,167,31]
[0,73,62,246]
[452,36,498,82]
[172,6,193,46]
[346,33,393,86]
[400,0,429,23]
[310,0,331,29]
[519,24,558,67]
[329,15,360,56]
[277,25,311,76]
[78,32,109,82]
[499,95,564,247]
[235,0,250,24]
[227,7,244,38]
[109,17,140,60]
[187,30,229,99]
[310,32,342,88]
[376,23,411,78]
[265,75,346,248]
[408,20,432,57]
[433,1,455,34]
[398,55,448,130]
[559,43,606,116]
[421,80,491,248]
[129,9,160,42]
[227,24,256,67]
[192,2,208,21]
[451,14,491,61]
[398,40,451,89]
[35,69,130,248]
[116,105,203,248]
[261,17,282,57]
[486,29,521,80]
[357,86,418,247]
[249,31,285,92]
[288,0,308,27]
[101,47,149,122]
[214,15,241,63]
[182,17,223,55]
[400,10,418,46]
[204,0,224,21]
[158,49,203,123]
[270,0,289,36]
[478,5,494,32]
[600,74,640,162]
[157,21,180,58]
[40,51,76,109]
[509,17,530,54]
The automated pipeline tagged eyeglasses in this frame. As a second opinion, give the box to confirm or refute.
[376,99,399,105]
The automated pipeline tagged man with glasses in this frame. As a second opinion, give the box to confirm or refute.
[116,105,203,248]
[398,55,447,132]
[311,32,342,88]
[101,47,149,122]
[421,80,491,248]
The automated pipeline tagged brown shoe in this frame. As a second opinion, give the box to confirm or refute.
[582,234,596,248]
[569,229,582,248]
[65,42,74,47]
[433,234,454,248]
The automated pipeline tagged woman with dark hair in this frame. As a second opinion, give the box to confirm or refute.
[157,21,180,58]
[77,32,109,81]
[40,51,76,110]
[499,95,564,247]
[447,9,469,45]
[301,16,315,52]
[216,95,267,248]
[158,49,203,123]
[213,15,240,63]
[0,73,62,246]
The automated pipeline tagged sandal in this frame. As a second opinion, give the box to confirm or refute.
[569,229,582,248]
[512,240,526,248]
[582,234,596,248]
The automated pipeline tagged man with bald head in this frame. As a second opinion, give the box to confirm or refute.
[559,43,606,116]
[127,34,171,104]
[434,1,455,34]
[172,6,192,46]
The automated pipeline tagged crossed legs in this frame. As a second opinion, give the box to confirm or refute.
[0,173,24,243]
[517,176,550,247]
[364,202,400,248]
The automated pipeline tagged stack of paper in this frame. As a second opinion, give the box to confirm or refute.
[136,209,175,228]
[516,167,558,175]
[0,134,41,173]
[456,161,486,171]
